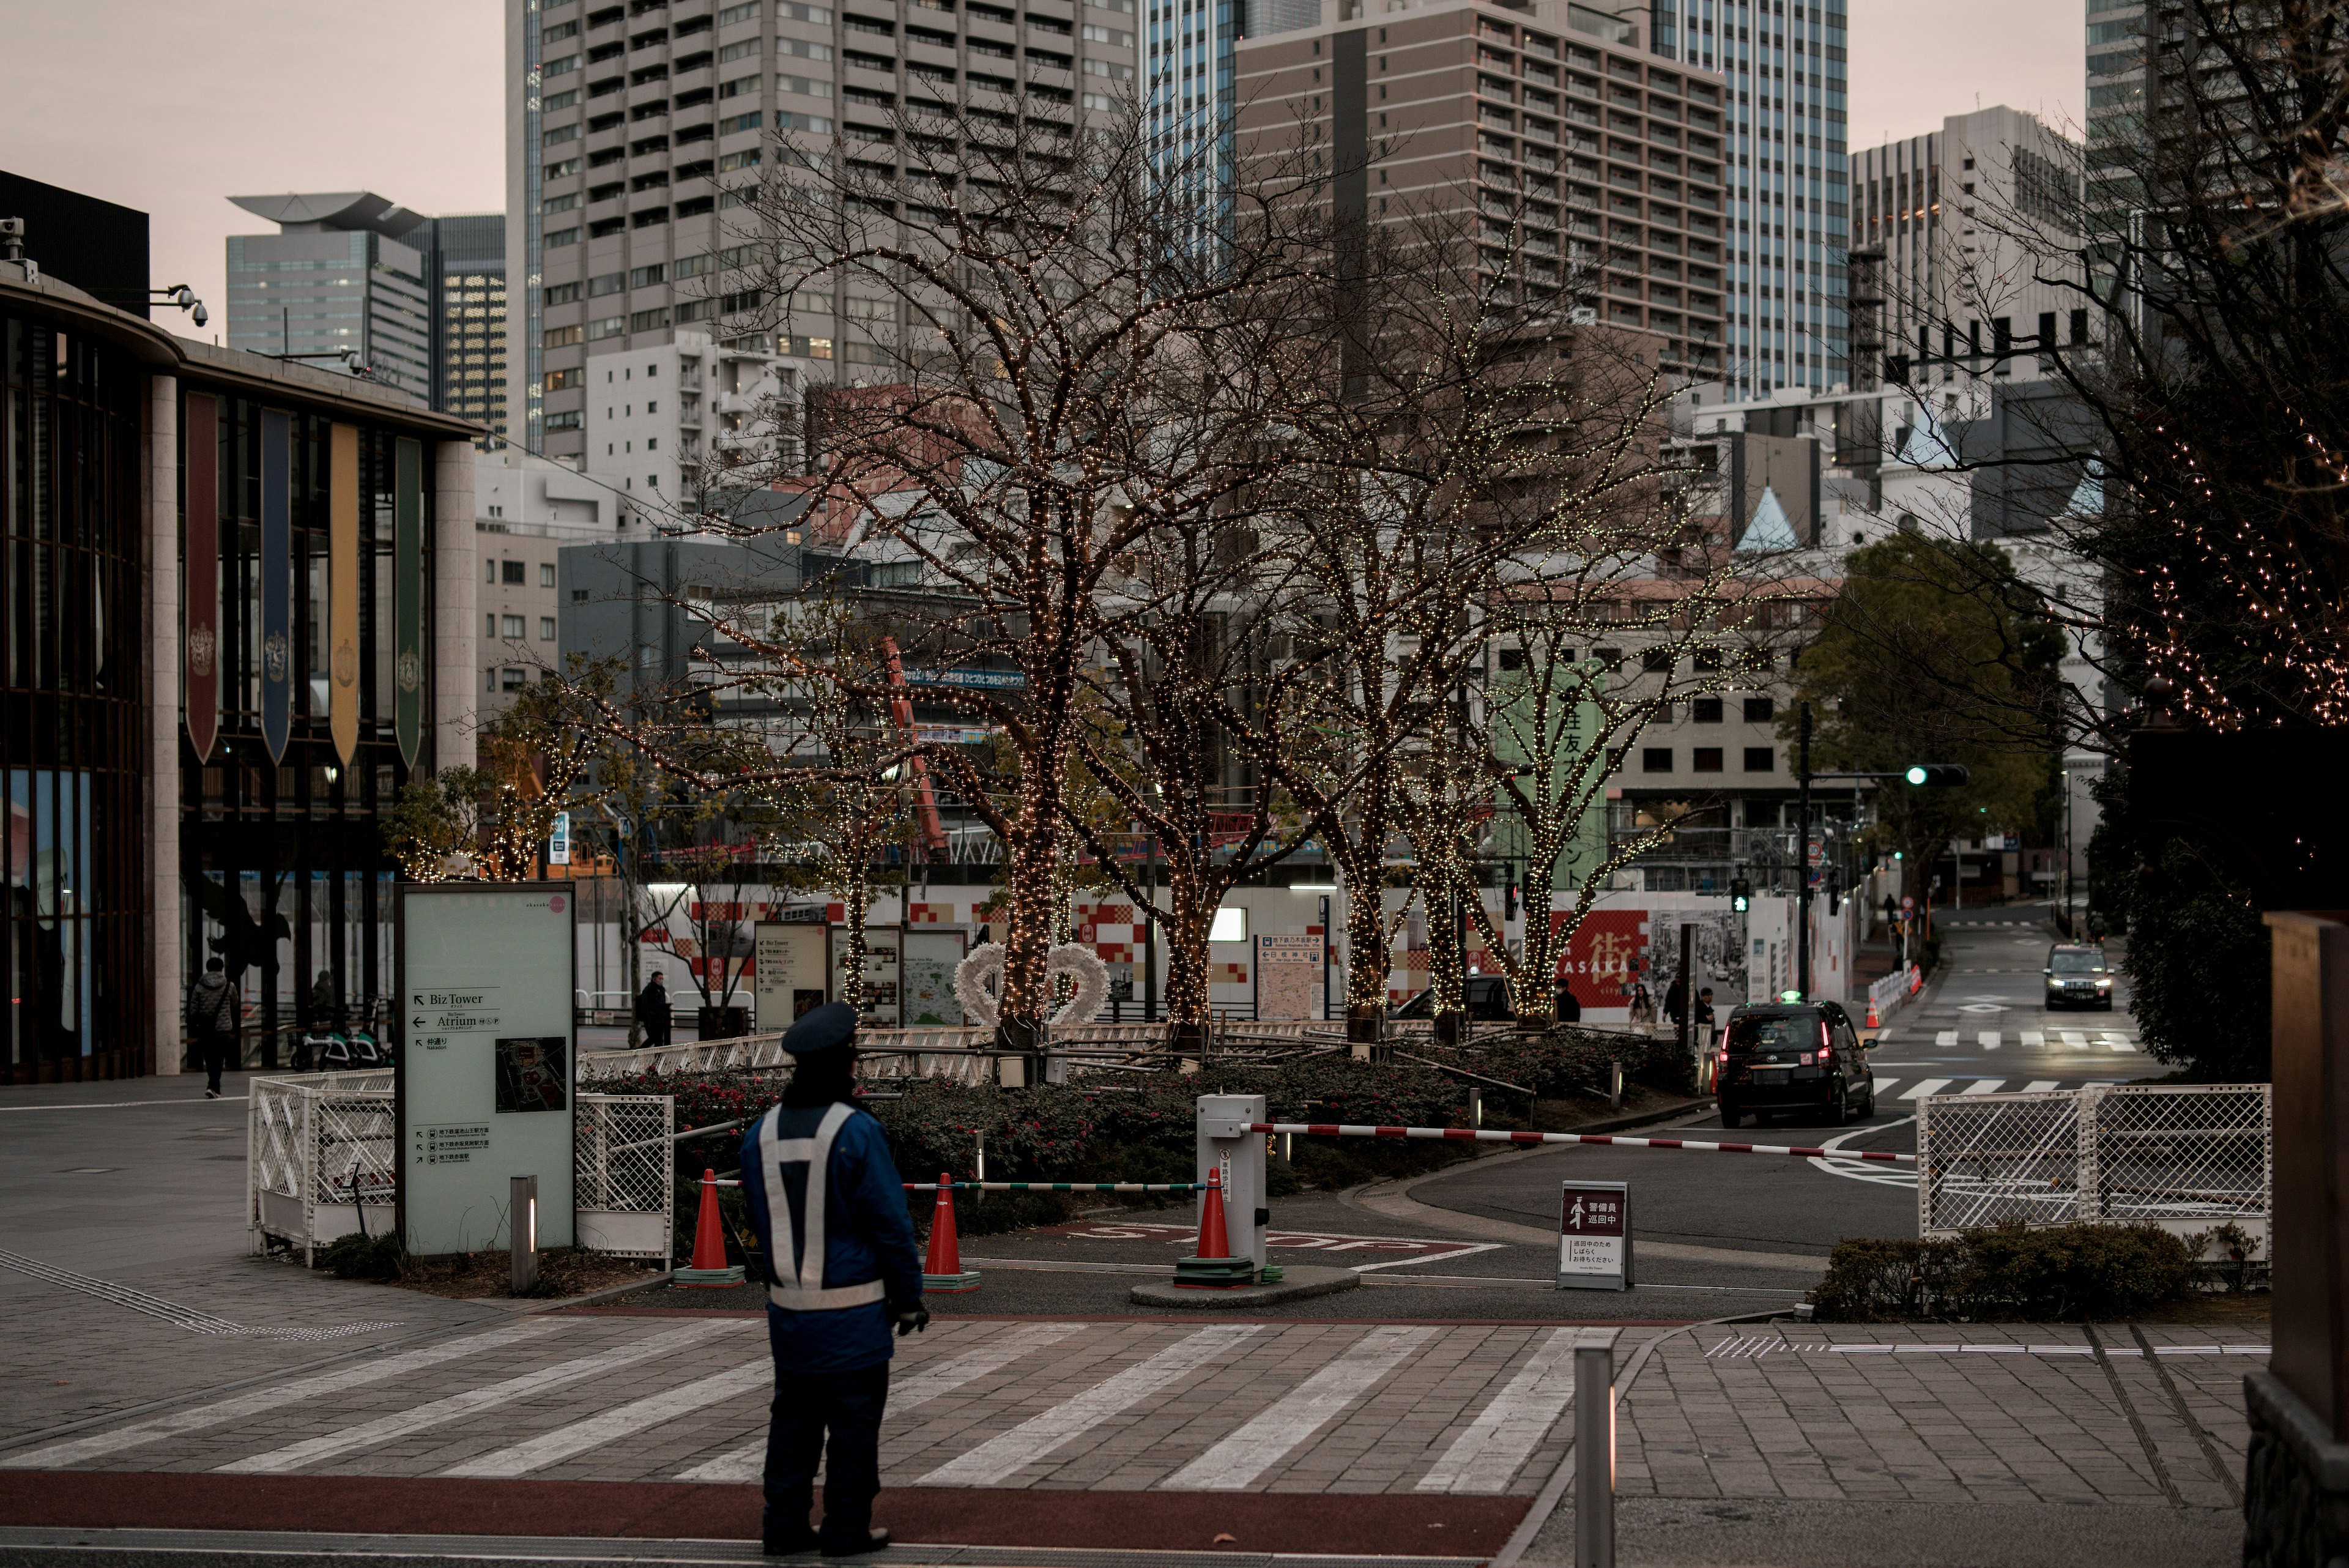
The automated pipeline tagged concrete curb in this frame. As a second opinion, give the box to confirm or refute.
[1128,1264,1361,1309]
[520,1269,676,1314]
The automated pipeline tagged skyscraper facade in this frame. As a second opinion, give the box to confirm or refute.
[225,195,509,444]
[508,0,1141,467]
[226,193,435,399]
[1647,0,1846,396]
[417,214,511,447]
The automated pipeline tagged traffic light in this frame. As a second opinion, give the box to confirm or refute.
[1729,877,1752,913]
[1504,880,1520,920]
[1903,763,1972,787]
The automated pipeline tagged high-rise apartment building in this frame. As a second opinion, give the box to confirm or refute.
[1847,107,2082,392]
[1645,0,1846,396]
[508,0,1141,468]
[2085,0,2145,214]
[1232,2,1728,379]
[226,195,509,441]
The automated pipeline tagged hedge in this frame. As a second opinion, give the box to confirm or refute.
[1806,1222,2195,1321]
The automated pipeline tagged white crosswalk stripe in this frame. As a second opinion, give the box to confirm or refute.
[1960,1079,2005,1095]
[2025,1081,2061,1092]
[2019,1031,2046,1047]
[1414,1329,1578,1495]
[2060,1031,2088,1047]
[673,1322,1086,1483]
[1935,1030,1959,1046]
[919,1326,1260,1487]
[1869,1077,1898,1099]
[0,1322,568,1471]
[1165,1326,1434,1492]
[1900,1079,1953,1101]
[1979,1031,2001,1049]
[216,1321,745,1475]
[446,1357,771,1479]
[2104,1036,2135,1052]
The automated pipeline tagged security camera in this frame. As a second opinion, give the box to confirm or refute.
[171,286,194,309]
[191,302,209,328]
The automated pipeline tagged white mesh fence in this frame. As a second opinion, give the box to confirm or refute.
[1918,1083,2271,1243]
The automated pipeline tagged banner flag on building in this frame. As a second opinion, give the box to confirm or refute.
[394,437,425,770]
[184,393,220,763]
[258,408,292,765]
[328,425,362,766]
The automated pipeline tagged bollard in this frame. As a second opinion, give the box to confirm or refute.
[1573,1328,1619,1568]
[1195,1093,1268,1278]
[510,1174,539,1296]
[1469,1085,1483,1127]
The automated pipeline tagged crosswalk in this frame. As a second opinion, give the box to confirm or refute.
[1918,1028,2137,1052]
[2,1318,1609,1498]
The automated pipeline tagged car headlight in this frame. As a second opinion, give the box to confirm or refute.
[2095,977,2112,988]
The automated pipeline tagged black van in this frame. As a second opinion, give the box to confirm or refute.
[1716,1001,1876,1128]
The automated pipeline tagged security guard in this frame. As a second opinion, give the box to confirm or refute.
[740,1003,927,1556]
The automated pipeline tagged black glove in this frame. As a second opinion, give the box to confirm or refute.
[894,1302,931,1336]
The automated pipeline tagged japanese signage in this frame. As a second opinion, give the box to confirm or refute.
[1554,909,1648,1009]
[397,886,576,1256]
[1557,1180,1632,1291]
[1255,933,1320,1020]
[754,920,830,1030]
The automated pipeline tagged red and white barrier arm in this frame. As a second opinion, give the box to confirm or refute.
[1245,1121,1916,1165]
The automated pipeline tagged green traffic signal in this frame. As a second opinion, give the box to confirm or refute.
[1903,763,1971,787]
[1729,875,1752,912]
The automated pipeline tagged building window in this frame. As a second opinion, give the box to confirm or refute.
[540,617,558,641]
[1641,747,1672,773]
[1641,648,1674,674]
[503,669,529,691]
[1692,697,1723,723]
[502,560,526,584]
[1743,696,1773,723]
[502,615,527,637]
[540,563,557,587]
[1694,647,1723,672]
[1693,747,1724,772]
[1743,746,1775,772]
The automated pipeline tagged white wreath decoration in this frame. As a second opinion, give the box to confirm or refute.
[953,941,1111,1028]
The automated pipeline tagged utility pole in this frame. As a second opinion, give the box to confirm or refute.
[1795,700,1813,1001]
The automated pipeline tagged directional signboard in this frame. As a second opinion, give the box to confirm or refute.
[396,885,577,1256]
[1557,1180,1633,1291]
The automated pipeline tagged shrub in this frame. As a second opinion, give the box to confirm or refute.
[1807,1222,2195,1321]
[317,1231,404,1281]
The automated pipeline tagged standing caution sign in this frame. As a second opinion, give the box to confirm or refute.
[397,885,577,1257]
[1556,1181,1632,1291]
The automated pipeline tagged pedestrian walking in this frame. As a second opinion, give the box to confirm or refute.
[740,1003,926,1556]
[1697,987,1718,1038]
[187,957,240,1099]
[1628,983,1655,1027]
[637,971,673,1049]
[1553,980,1583,1024]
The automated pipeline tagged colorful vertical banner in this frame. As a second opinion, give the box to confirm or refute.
[259,409,292,765]
[183,394,220,762]
[394,437,425,769]
[328,424,361,767]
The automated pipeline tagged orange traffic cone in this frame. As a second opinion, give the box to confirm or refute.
[1173,1168,1253,1288]
[1865,998,1880,1030]
[924,1173,981,1292]
[675,1168,746,1287]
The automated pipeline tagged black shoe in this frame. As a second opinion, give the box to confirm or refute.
[763,1534,820,1557]
[820,1527,889,1557]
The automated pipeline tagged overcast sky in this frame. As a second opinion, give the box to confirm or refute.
[3,0,2082,346]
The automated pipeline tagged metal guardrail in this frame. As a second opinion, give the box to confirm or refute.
[247,1076,675,1265]
[1917,1083,2271,1251]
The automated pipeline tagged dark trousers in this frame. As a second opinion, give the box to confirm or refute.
[197,1033,236,1093]
[763,1362,889,1547]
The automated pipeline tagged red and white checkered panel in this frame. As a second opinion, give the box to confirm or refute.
[1076,901,1140,964]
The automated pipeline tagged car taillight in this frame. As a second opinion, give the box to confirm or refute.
[1819,1020,1833,1051]
[1716,1050,1729,1063]
[1819,1043,1834,1062]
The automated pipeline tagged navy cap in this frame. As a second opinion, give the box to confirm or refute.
[782,1001,860,1058]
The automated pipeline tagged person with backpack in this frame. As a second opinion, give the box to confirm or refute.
[187,958,240,1099]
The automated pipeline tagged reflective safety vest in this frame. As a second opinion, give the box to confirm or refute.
[754,1101,890,1312]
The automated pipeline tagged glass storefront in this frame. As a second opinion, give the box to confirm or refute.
[0,313,149,1080]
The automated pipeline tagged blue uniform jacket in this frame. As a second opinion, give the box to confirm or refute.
[740,1101,924,1372]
